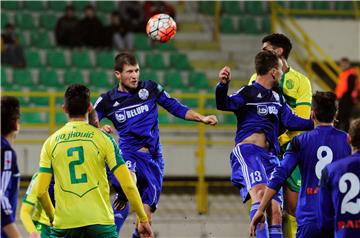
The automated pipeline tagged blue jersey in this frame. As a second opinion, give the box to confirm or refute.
[319,151,360,238]
[215,82,313,155]
[94,81,189,157]
[1,136,20,233]
[267,126,351,227]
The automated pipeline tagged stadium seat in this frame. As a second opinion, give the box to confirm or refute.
[64,70,85,85]
[97,1,117,13]
[261,17,271,33]
[290,1,308,10]
[198,1,215,15]
[145,53,167,70]
[29,97,49,107]
[1,1,18,10]
[169,52,192,70]
[25,50,42,68]
[154,41,176,51]
[1,68,8,86]
[163,70,184,90]
[38,69,62,88]
[134,34,151,51]
[16,31,29,47]
[23,1,46,11]
[40,14,58,30]
[15,13,36,30]
[72,1,91,11]
[205,99,216,109]
[47,50,67,68]
[181,98,198,108]
[188,72,209,89]
[223,114,237,125]
[335,1,353,10]
[240,16,261,34]
[71,51,93,68]
[56,112,68,124]
[12,69,34,87]
[22,112,48,124]
[158,113,172,124]
[221,16,236,34]
[31,31,53,49]
[95,51,114,69]
[221,1,241,15]
[245,2,268,15]
[88,70,112,88]
[140,70,158,82]
[312,1,331,10]
[1,13,8,28]
[48,1,67,12]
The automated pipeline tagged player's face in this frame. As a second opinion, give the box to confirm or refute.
[115,64,140,91]
[272,59,283,88]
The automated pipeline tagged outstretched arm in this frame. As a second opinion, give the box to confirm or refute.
[184,110,218,126]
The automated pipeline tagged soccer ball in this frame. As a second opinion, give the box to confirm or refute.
[146,13,177,43]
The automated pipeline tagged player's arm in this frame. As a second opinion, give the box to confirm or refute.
[280,102,313,131]
[1,223,21,238]
[318,167,335,236]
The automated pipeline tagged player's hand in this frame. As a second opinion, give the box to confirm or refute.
[249,210,266,236]
[202,115,218,126]
[101,124,114,134]
[218,66,231,84]
[137,221,154,238]
[29,231,40,238]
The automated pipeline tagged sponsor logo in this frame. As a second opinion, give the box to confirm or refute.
[257,105,278,116]
[115,105,149,123]
[115,110,126,123]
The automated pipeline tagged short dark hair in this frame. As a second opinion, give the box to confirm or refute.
[114,52,138,72]
[262,33,292,60]
[1,96,20,136]
[64,84,90,117]
[255,51,280,76]
[312,91,337,123]
[349,118,360,149]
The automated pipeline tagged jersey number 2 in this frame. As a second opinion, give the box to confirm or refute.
[339,172,360,214]
[68,146,87,184]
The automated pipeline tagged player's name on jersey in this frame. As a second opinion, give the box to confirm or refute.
[337,219,360,230]
[55,131,94,142]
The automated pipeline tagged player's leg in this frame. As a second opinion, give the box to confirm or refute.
[231,144,270,238]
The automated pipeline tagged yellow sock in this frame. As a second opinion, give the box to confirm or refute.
[284,214,297,238]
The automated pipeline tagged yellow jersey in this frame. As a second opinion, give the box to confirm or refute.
[38,121,125,229]
[22,173,51,226]
[249,67,312,145]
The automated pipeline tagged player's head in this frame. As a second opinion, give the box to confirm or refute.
[311,91,337,123]
[64,84,91,118]
[262,33,292,60]
[255,50,283,88]
[1,96,20,136]
[114,52,140,91]
[339,57,351,71]
[348,118,360,151]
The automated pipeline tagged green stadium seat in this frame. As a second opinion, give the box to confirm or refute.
[154,41,176,51]
[22,112,48,124]
[158,113,171,124]
[221,1,241,15]
[23,1,46,11]
[223,114,237,125]
[56,112,68,124]
[188,72,209,89]
[15,13,36,30]
[205,99,216,108]
[134,34,151,51]
[17,96,31,106]
[169,52,192,70]
[163,70,184,89]
[240,16,261,34]
[198,1,215,15]
[95,51,114,69]
[97,1,117,12]
[140,70,158,82]
[48,1,67,12]
[335,1,353,10]
[181,98,198,108]
[1,13,8,28]
[245,2,266,15]
[71,51,93,68]
[16,31,29,47]
[1,1,18,10]
[25,50,42,68]
[47,51,67,68]
[290,1,308,10]
[89,70,112,88]
[29,97,49,107]
[145,53,166,69]
[40,14,58,30]
[221,16,236,34]
[173,116,193,125]
[72,1,91,11]
[64,70,85,85]
[1,68,7,83]
[312,1,331,10]
[261,17,271,33]
[12,69,34,87]
[38,69,62,88]
[31,31,53,49]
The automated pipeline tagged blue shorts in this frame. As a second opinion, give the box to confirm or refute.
[230,144,283,204]
[116,150,164,212]
[296,223,322,238]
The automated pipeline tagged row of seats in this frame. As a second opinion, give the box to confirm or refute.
[2,67,210,92]
[24,49,192,70]
[1,1,117,12]
[221,16,271,34]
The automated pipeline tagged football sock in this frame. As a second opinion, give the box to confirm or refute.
[132,228,140,238]
[114,202,130,233]
[250,202,269,238]
[269,224,283,238]
[283,213,297,238]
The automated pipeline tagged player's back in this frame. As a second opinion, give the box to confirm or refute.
[324,152,360,238]
[43,121,117,229]
[294,126,351,224]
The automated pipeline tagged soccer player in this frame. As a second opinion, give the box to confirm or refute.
[35,84,153,238]
[319,118,360,238]
[249,33,312,238]
[94,52,218,237]
[1,96,21,238]
[216,51,313,238]
[249,92,351,238]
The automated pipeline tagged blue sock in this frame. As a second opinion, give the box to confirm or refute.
[269,225,283,238]
[250,202,269,238]
[132,228,140,238]
[114,202,130,233]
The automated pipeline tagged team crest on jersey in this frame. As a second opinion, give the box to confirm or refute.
[286,79,294,89]
[115,110,126,123]
[138,89,149,100]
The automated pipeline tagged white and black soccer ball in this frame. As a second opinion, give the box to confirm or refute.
[146,13,177,43]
